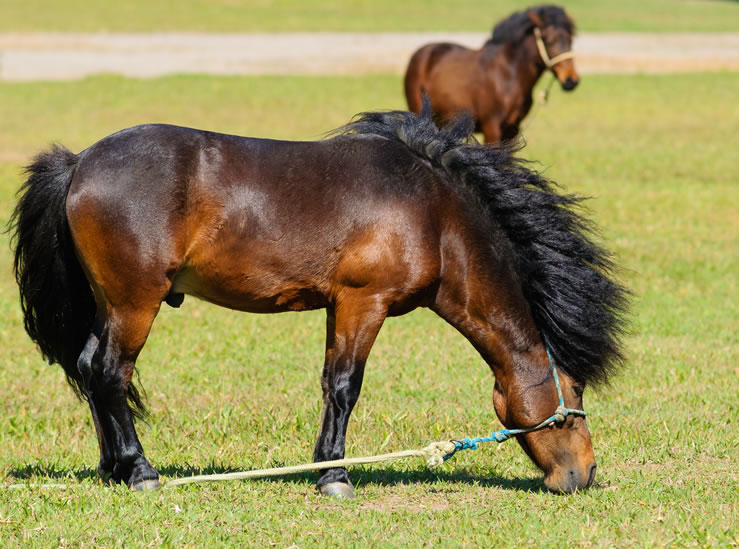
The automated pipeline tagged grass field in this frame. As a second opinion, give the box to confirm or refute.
[2,0,739,33]
[0,72,737,546]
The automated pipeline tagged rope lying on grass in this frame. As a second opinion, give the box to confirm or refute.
[164,441,458,488]
[1,443,457,490]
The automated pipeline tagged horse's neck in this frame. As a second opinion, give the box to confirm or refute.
[491,36,546,91]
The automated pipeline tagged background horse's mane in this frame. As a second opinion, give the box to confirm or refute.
[336,105,628,386]
[489,5,575,45]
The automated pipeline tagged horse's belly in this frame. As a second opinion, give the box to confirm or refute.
[170,265,328,314]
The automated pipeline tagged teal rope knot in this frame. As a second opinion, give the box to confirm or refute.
[441,344,587,463]
[455,438,478,451]
[553,405,569,423]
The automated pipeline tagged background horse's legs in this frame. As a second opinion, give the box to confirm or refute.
[501,123,521,142]
[481,117,503,144]
[85,305,162,489]
[313,299,387,497]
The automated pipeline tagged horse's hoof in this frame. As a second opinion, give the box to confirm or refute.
[130,478,161,491]
[319,482,356,499]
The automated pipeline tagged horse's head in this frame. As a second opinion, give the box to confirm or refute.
[528,6,579,91]
[492,349,596,493]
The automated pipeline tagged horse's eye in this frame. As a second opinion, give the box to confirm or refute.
[572,385,584,397]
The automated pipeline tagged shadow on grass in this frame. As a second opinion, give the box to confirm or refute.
[7,463,100,483]
[7,462,548,493]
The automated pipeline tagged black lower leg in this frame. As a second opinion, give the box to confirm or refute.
[89,329,158,487]
[88,398,116,479]
[78,331,116,479]
[314,362,366,489]
[104,393,158,486]
[314,409,351,487]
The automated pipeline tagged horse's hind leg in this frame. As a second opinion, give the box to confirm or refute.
[313,298,387,498]
[77,328,116,479]
[84,304,162,489]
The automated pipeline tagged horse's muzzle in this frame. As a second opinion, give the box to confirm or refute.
[561,77,579,91]
[545,462,596,493]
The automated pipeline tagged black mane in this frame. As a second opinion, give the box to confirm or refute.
[337,105,628,386]
[489,5,575,45]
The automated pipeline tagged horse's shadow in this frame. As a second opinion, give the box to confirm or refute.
[7,462,546,493]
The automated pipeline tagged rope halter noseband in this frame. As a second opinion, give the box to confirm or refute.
[533,27,575,69]
[442,345,586,462]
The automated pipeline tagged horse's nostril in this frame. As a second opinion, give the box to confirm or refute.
[587,463,597,487]
[563,469,578,493]
[562,77,578,91]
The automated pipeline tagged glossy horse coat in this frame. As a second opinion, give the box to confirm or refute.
[404,5,579,143]
[10,106,627,496]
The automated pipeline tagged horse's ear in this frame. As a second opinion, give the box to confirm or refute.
[528,9,544,28]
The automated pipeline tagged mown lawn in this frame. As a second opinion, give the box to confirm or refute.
[1,0,738,33]
[0,72,736,546]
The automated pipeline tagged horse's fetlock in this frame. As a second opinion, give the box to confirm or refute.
[317,467,351,489]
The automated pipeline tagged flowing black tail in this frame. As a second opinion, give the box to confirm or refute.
[8,145,96,402]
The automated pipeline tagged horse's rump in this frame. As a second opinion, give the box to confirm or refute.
[405,42,483,119]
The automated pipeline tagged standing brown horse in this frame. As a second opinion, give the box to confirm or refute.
[405,5,579,143]
[10,105,626,498]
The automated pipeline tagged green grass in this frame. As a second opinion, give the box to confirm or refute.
[1,0,738,32]
[0,72,737,546]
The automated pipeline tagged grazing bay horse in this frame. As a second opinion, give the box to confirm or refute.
[10,105,627,497]
[405,5,579,143]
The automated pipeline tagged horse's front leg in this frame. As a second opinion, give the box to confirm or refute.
[481,116,503,144]
[313,299,387,498]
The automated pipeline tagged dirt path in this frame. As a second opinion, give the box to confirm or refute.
[1,32,737,81]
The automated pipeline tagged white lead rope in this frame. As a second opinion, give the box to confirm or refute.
[163,441,458,488]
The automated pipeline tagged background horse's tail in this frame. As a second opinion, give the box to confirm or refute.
[339,103,629,386]
[8,145,96,401]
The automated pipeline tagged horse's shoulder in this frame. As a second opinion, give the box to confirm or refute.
[477,42,508,68]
